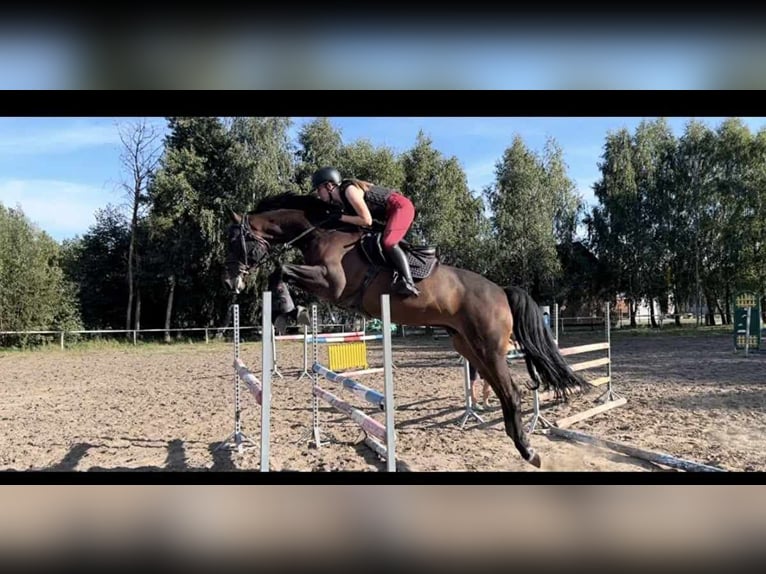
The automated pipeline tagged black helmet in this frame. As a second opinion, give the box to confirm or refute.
[311,167,341,190]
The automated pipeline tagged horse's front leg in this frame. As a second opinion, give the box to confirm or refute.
[270,263,342,328]
[267,267,298,330]
[281,262,344,301]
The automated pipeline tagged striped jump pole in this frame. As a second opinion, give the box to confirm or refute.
[309,333,383,344]
[312,364,386,410]
[234,357,263,405]
[309,294,398,472]
[312,386,388,442]
[216,292,273,472]
[272,329,368,342]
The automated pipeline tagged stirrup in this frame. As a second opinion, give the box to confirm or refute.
[394,279,419,297]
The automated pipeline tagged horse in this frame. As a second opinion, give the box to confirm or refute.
[222,191,588,468]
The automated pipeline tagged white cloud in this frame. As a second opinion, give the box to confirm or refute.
[0,122,122,155]
[0,179,121,241]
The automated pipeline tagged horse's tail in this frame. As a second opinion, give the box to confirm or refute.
[504,286,587,401]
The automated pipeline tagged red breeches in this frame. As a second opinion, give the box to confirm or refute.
[381,193,415,249]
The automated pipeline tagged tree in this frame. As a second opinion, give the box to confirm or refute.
[443,183,490,275]
[485,135,562,300]
[672,120,716,325]
[631,118,676,327]
[117,119,162,335]
[0,204,82,343]
[401,131,467,249]
[60,205,130,330]
[337,139,405,190]
[294,118,343,192]
[542,138,585,306]
[226,117,299,325]
[147,116,243,340]
[588,128,642,326]
[711,118,755,324]
[749,128,766,318]
[229,116,298,208]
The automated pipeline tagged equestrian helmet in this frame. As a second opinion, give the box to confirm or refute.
[311,167,341,190]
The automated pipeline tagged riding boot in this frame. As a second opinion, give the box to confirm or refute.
[387,244,420,297]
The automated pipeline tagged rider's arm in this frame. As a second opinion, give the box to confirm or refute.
[340,184,373,228]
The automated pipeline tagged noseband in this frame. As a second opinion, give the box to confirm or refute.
[236,216,322,273]
[238,220,270,272]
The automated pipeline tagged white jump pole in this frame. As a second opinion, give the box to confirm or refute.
[310,303,322,448]
[548,426,726,472]
[260,292,273,471]
[381,294,397,472]
[270,324,283,379]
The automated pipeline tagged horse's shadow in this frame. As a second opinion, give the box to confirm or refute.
[26,437,252,472]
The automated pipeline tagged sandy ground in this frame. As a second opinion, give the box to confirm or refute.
[1,328,764,472]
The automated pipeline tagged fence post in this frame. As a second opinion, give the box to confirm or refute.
[60,331,64,350]
[205,327,209,344]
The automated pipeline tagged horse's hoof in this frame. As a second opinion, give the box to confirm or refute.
[273,313,287,336]
[296,306,310,326]
[527,450,541,468]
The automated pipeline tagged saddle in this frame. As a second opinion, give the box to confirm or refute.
[358,231,439,280]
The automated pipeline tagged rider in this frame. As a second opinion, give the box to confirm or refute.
[311,166,420,297]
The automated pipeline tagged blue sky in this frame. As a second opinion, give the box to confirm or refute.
[3,116,766,243]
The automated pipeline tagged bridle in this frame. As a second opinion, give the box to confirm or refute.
[236,213,334,274]
[238,219,270,271]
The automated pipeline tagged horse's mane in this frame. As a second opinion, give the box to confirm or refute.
[249,191,361,232]
[251,191,329,216]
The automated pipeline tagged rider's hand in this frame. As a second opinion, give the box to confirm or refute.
[325,205,343,221]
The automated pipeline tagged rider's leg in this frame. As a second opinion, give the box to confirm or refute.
[382,194,419,297]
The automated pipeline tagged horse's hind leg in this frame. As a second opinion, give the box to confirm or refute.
[452,334,541,469]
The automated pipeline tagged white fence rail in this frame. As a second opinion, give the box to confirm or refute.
[0,323,351,350]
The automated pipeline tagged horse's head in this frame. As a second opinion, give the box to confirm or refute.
[222,209,266,293]
[222,192,343,293]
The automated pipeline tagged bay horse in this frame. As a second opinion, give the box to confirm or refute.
[222,191,587,468]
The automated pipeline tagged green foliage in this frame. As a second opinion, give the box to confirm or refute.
[0,204,83,342]
[485,135,575,300]
[229,116,298,209]
[337,139,404,190]
[61,205,129,329]
[11,115,766,340]
[294,118,343,192]
[146,117,235,329]
[588,117,766,327]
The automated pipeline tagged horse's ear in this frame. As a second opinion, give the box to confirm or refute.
[228,206,242,224]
